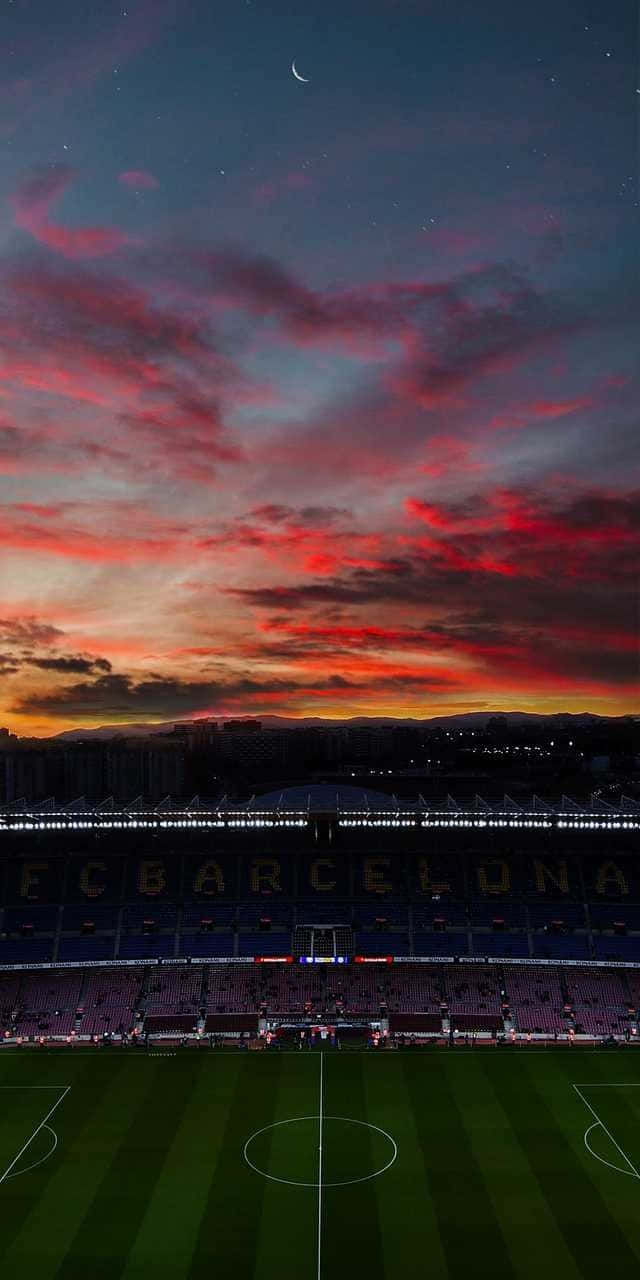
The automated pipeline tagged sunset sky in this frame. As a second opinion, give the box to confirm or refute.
[1,0,638,736]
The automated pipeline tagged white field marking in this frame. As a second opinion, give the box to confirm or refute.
[5,1124,58,1180]
[317,1054,324,1280]
[583,1122,639,1180]
[0,1085,70,1185]
[573,1084,640,1181]
[243,1115,398,1187]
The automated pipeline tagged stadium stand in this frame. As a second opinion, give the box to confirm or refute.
[205,962,260,1013]
[503,966,567,1034]
[79,967,144,1038]
[0,788,639,1042]
[2,960,639,1041]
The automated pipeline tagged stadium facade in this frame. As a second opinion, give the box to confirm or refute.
[1,785,639,1046]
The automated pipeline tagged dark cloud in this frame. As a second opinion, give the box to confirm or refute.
[249,504,351,527]
[13,666,459,719]
[26,654,112,675]
[224,485,639,694]
[12,671,347,718]
[0,653,21,675]
[199,253,594,416]
[0,616,65,647]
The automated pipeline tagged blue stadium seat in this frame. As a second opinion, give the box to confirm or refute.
[354,933,409,956]
[118,935,175,960]
[180,933,235,958]
[3,905,58,933]
[239,932,292,956]
[593,935,640,962]
[58,936,116,962]
[181,903,236,929]
[532,935,591,960]
[61,904,119,931]
[0,938,53,963]
[528,902,586,930]
[413,932,468,956]
[471,932,530,958]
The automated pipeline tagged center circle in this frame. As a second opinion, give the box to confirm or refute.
[243,1116,397,1187]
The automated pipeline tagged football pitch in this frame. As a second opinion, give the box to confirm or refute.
[2,1049,640,1277]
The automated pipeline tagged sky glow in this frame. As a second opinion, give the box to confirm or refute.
[0,0,637,735]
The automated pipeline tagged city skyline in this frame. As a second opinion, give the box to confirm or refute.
[1,0,638,735]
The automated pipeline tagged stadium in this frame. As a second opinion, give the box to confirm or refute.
[1,784,640,1275]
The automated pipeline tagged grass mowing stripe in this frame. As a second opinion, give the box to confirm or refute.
[568,1080,640,1253]
[537,1052,640,1254]
[402,1054,517,1278]
[52,1057,204,1279]
[583,1084,640,1175]
[187,1053,283,1280]
[467,1057,584,1280]
[119,1058,244,1280]
[0,1058,154,1277]
[252,1051,319,1280]
[363,1054,449,1280]
[0,1057,124,1264]
[497,1056,640,1276]
[320,1053,386,1280]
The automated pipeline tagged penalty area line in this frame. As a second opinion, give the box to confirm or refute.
[0,1085,71,1185]
[573,1083,640,1181]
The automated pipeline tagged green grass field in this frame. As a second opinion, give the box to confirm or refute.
[2,1047,640,1278]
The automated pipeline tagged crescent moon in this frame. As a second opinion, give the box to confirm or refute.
[291,60,309,83]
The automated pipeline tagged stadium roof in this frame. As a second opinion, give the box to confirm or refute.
[0,788,638,833]
[249,784,399,812]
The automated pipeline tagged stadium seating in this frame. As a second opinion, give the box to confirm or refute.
[470,932,530,957]
[354,932,409,956]
[532,934,591,960]
[3,905,59,932]
[503,966,567,1034]
[413,901,468,929]
[184,933,235,958]
[593,935,640,961]
[239,932,292,956]
[0,960,639,1040]
[444,966,503,1015]
[58,936,115,962]
[79,967,144,1037]
[146,966,203,1014]
[413,931,467,956]
[61,904,119,931]
[118,934,175,960]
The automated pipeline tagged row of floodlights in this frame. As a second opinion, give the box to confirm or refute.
[0,817,308,832]
[1,816,638,833]
[340,817,639,830]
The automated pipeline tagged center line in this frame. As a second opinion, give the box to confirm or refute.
[317,1052,324,1280]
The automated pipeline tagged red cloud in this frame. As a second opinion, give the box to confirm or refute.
[0,505,189,564]
[489,394,594,430]
[196,507,385,577]
[11,168,131,259]
[419,435,486,478]
[119,170,160,190]
[405,489,640,581]
[0,260,247,481]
